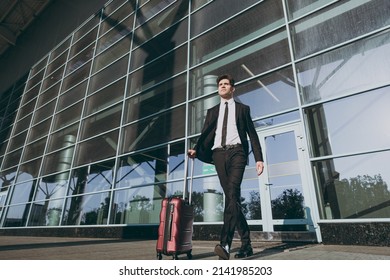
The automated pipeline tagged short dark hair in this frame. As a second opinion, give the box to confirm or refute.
[216,74,235,87]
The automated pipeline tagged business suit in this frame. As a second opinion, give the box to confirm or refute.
[194,100,264,256]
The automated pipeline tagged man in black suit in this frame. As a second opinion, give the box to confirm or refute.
[188,74,264,259]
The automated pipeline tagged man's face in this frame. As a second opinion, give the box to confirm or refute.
[218,78,235,99]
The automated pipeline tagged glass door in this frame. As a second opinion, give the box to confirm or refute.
[246,123,316,233]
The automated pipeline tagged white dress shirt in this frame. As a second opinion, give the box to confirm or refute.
[212,99,241,149]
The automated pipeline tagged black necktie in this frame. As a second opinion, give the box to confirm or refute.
[221,102,228,147]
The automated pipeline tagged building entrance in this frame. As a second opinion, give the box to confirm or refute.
[251,123,318,239]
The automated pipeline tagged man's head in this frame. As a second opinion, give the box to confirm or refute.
[216,74,235,100]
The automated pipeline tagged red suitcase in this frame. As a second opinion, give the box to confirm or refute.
[156,158,194,260]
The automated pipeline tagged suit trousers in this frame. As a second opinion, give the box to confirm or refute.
[212,146,250,249]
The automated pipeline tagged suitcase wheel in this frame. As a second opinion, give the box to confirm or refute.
[157,252,162,260]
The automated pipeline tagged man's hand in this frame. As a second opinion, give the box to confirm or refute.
[256,161,264,176]
[187,149,196,159]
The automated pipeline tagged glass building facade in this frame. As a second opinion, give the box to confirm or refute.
[0,0,389,245]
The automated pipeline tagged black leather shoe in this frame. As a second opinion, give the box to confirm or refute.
[234,246,253,258]
[214,244,230,260]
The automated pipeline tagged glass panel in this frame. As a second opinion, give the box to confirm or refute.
[93,36,131,73]
[41,142,75,176]
[285,0,334,20]
[8,180,36,205]
[313,151,390,219]
[7,131,28,151]
[190,0,284,66]
[35,173,69,201]
[62,61,92,92]
[18,158,42,178]
[189,69,298,135]
[265,131,305,221]
[3,204,31,227]
[235,67,298,119]
[111,187,162,224]
[80,104,122,140]
[32,99,56,125]
[84,78,125,116]
[190,0,260,37]
[2,148,22,169]
[46,51,68,77]
[121,105,185,153]
[36,83,61,108]
[18,98,37,118]
[68,160,115,196]
[75,130,119,166]
[125,74,186,123]
[57,81,87,111]
[96,15,133,55]
[191,0,211,11]
[41,65,65,91]
[88,56,128,94]
[30,56,48,77]
[290,0,390,59]
[62,192,111,225]
[28,198,65,226]
[47,125,78,153]
[190,29,290,98]
[131,19,188,71]
[116,145,182,189]
[72,18,99,44]
[21,84,40,107]
[135,0,185,27]
[128,46,187,95]
[25,69,45,92]
[305,87,390,157]
[52,101,83,131]
[297,30,390,104]
[103,0,132,17]
[0,168,18,189]
[49,37,71,63]
[253,111,301,129]
[12,115,32,135]
[66,44,94,75]
[22,139,46,162]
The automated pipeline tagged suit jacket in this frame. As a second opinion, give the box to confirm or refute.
[195,100,263,164]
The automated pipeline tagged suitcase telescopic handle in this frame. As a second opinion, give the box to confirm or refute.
[183,157,194,204]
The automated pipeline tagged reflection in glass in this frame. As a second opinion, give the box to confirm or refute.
[128,46,187,95]
[80,104,122,140]
[131,19,188,71]
[305,87,390,157]
[265,131,306,229]
[3,204,31,227]
[75,130,118,166]
[285,0,334,20]
[28,198,65,226]
[94,35,131,74]
[88,56,128,94]
[190,0,259,37]
[190,29,290,99]
[190,0,284,66]
[62,192,110,225]
[8,180,36,205]
[313,151,390,219]
[116,148,169,190]
[84,78,125,116]
[297,30,390,104]
[125,74,186,123]
[112,187,161,224]
[290,0,390,59]
[121,105,185,153]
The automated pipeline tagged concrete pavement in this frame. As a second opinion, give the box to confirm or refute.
[1,236,390,260]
